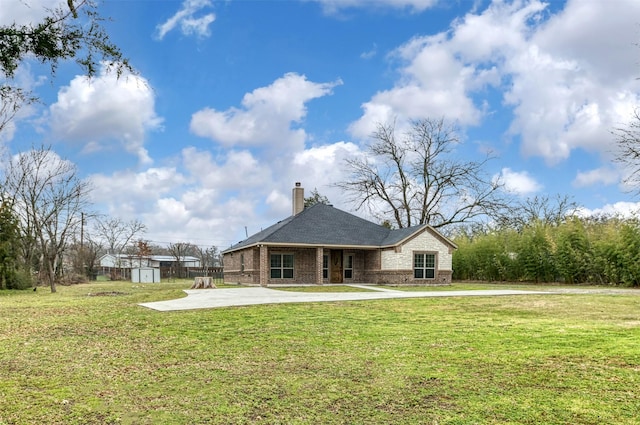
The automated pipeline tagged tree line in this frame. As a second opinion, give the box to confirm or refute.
[452,214,640,286]
[0,146,222,292]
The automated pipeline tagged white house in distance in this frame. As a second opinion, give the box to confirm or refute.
[99,254,201,280]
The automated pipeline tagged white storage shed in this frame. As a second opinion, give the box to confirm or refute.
[132,267,161,283]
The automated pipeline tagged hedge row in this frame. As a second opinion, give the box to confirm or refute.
[452,217,640,285]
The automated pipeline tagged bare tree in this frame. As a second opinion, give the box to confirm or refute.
[67,237,102,281]
[168,242,197,278]
[194,246,209,274]
[2,146,91,292]
[0,87,36,136]
[93,217,146,255]
[497,194,579,230]
[80,237,103,280]
[337,118,507,229]
[207,246,222,267]
[89,216,146,278]
[614,108,640,193]
[194,245,222,275]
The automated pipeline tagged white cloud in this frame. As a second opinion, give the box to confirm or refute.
[292,141,360,184]
[190,73,342,151]
[265,190,291,215]
[448,0,547,63]
[0,63,48,144]
[88,158,257,247]
[87,165,239,246]
[292,141,359,166]
[573,167,620,188]
[349,0,534,139]
[181,147,272,190]
[86,138,367,247]
[49,66,162,164]
[350,33,486,139]
[360,44,378,59]
[311,0,438,14]
[0,0,64,26]
[348,0,535,138]
[180,142,361,219]
[176,147,283,242]
[577,201,640,219]
[493,168,542,196]
[155,0,216,40]
[89,167,187,213]
[535,0,640,85]
[504,0,640,164]
[349,0,640,165]
[137,193,253,248]
[6,148,73,178]
[0,120,17,144]
[289,141,362,210]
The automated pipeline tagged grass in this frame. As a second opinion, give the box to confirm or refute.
[1,281,640,424]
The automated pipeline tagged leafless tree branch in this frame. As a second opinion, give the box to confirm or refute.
[336,118,508,229]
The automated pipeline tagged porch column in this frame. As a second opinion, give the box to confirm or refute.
[259,245,268,287]
[316,247,324,285]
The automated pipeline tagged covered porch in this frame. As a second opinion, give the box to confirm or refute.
[259,246,381,286]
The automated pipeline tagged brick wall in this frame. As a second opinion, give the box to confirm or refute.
[222,247,260,284]
[364,269,452,285]
[224,243,453,286]
[381,228,453,271]
[268,247,319,284]
[316,248,324,284]
[379,227,454,284]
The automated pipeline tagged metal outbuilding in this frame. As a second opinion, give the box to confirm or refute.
[132,267,161,283]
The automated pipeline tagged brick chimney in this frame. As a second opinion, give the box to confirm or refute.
[292,182,304,215]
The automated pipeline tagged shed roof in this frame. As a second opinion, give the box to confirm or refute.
[150,255,199,262]
[99,254,199,262]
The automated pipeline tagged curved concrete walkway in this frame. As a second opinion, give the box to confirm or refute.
[139,285,555,311]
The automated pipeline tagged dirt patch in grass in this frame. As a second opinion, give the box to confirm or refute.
[87,291,129,297]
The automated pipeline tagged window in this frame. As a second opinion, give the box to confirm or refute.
[323,255,328,279]
[270,253,294,279]
[240,254,245,272]
[414,253,436,279]
[344,254,353,279]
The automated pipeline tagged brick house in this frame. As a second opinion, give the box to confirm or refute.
[222,184,457,286]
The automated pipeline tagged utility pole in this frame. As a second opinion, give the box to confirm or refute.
[80,212,86,277]
[80,212,85,249]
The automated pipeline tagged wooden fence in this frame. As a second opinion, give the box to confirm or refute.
[99,266,223,282]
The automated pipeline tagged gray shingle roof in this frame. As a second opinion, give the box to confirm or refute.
[223,203,436,253]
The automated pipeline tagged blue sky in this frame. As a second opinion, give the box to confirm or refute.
[3,0,640,250]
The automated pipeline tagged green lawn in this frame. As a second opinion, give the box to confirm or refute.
[1,281,639,424]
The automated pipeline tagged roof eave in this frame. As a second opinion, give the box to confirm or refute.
[223,241,386,253]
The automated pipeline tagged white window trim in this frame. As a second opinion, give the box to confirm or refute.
[413,252,437,280]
